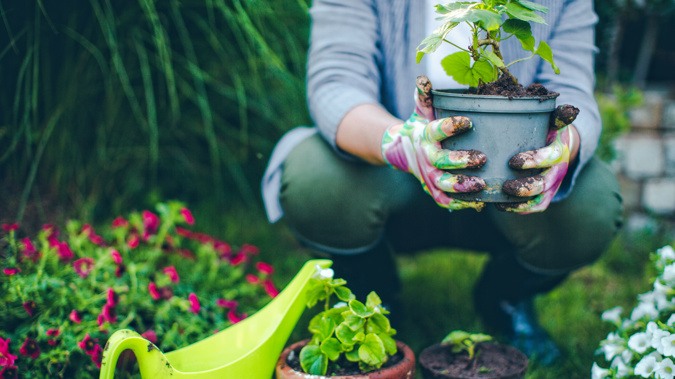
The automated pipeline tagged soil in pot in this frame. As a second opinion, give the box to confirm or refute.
[419,342,528,379]
[466,72,558,99]
[276,339,415,378]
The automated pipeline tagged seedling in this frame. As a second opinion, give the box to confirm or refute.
[441,330,492,360]
[417,0,559,87]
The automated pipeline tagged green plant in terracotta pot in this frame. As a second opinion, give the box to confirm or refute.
[275,264,415,378]
[419,330,528,379]
[416,0,580,209]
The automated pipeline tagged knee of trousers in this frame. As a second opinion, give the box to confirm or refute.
[514,159,625,273]
[278,134,391,251]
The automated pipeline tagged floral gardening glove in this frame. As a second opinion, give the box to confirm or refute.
[381,76,487,211]
[497,105,580,214]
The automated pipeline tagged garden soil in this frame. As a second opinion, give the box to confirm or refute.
[419,343,527,379]
[467,72,558,99]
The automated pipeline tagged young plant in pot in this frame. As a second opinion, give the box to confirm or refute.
[417,0,580,208]
[275,264,415,378]
[419,330,528,379]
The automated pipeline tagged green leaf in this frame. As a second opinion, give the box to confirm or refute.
[345,348,361,362]
[358,334,386,367]
[378,332,398,356]
[438,7,502,31]
[416,51,426,64]
[368,312,391,334]
[318,316,337,340]
[417,22,458,56]
[308,313,323,334]
[334,286,354,302]
[441,52,494,87]
[469,333,493,344]
[305,279,327,308]
[349,299,374,318]
[336,323,361,347]
[482,50,505,68]
[343,313,366,331]
[300,345,328,375]
[502,19,534,51]
[535,41,560,74]
[320,338,343,361]
[365,291,381,309]
[434,2,470,14]
[516,0,549,13]
[442,330,471,346]
[504,2,546,24]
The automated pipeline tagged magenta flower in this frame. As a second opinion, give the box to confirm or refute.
[89,234,104,245]
[148,282,161,300]
[91,344,104,369]
[106,288,119,307]
[100,304,117,324]
[111,216,128,228]
[256,262,274,275]
[127,233,139,249]
[0,337,18,367]
[82,223,95,237]
[216,299,238,309]
[227,310,247,324]
[159,286,174,300]
[175,226,194,238]
[56,241,74,262]
[20,238,40,262]
[110,249,123,265]
[177,248,195,260]
[115,264,126,278]
[73,257,95,278]
[19,338,40,359]
[141,330,157,343]
[263,279,279,298]
[239,244,259,255]
[46,329,60,338]
[189,293,200,314]
[78,334,98,355]
[23,301,36,316]
[230,253,247,266]
[214,240,232,258]
[0,366,17,379]
[180,207,195,225]
[1,223,18,232]
[3,268,20,276]
[142,210,159,233]
[69,309,83,324]
[42,223,58,237]
[246,274,260,284]
[163,266,180,283]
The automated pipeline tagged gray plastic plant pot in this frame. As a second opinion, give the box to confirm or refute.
[433,89,558,203]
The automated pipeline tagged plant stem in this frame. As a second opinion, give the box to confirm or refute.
[442,39,469,52]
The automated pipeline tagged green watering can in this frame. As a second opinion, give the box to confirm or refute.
[99,259,331,378]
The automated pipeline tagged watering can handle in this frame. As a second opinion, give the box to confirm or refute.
[99,329,174,378]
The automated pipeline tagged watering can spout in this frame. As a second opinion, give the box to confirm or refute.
[99,259,332,378]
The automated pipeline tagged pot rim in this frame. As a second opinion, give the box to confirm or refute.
[431,88,559,101]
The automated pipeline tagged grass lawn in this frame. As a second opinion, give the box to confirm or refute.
[205,203,665,378]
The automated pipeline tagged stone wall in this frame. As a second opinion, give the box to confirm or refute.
[612,84,675,232]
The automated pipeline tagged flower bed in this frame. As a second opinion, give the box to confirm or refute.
[0,202,279,378]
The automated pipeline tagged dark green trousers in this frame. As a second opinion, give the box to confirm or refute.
[279,134,623,273]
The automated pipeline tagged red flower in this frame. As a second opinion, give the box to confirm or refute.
[0,337,18,367]
[19,338,40,359]
[216,299,238,309]
[115,264,126,278]
[230,253,247,266]
[23,301,36,316]
[177,248,195,260]
[78,334,98,355]
[2,268,20,276]
[106,288,119,307]
[141,330,157,343]
[1,223,18,232]
[214,241,232,258]
[142,210,159,233]
[47,235,59,249]
[100,304,117,324]
[163,266,180,283]
[20,238,40,262]
[42,224,58,238]
[48,339,59,347]
[148,282,161,300]
[82,223,94,236]
[0,366,17,379]
[46,329,60,338]
[175,226,193,238]
[89,234,104,245]
[239,244,259,255]
[73,257,95,278]
[111,216,128,228]
[127,233,139,249]
[159,286,174,300]
[110,249,123,265]
[256,262,274,275]
[180,207,195,225]
[189,293,200,314]
[246,274,259,284]
[56,241,74,262]
[69,309,83,324]
[91,344,104,369]
[227,310,247,324]
[263,279,279,298]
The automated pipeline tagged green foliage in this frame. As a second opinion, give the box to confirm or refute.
[595,86,643,162]
[417,0,558,87]
[299,272,398,375]
[0,201,280,377]
[441,330,492,360]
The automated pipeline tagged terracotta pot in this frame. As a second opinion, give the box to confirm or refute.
[275,339,416,379]
[419,342,528,379]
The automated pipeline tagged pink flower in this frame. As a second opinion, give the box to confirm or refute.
[91,344,104,369]
[263,279,279,298]
[23,301,36,316]
[189,293,200,314]
[214,241,232,258]
[48,339,59,347]
[42,224,58,238]
[246,274,260,284]
[46,329,60,338]
[180,207,195,225]
[0,337,18,367]
[239,244,259,255]
[227,310,247,324]
[0,366,17,379]
[3,268,20,276]
[69,309,83,324]
[111,216,128,228]
[175,226,193,238]
[141,330,157,343]
[106,288,119,307]
[142,210,159,233]
[19,338,40,359]
[1,223,18,232]
[73,257,95,278]
[230,253,247,266]
[89,234,104,245]
[127,233,139,249]
[78,334,98,355]
[177,248,195,260]
[20,238,40,262]
[115,264,126,278]
[47,235,59,248]
[216,299,238,309]
[110,249,122,265]
[159,286,173,300]
[56,241,74,262]
[163,266,180,283]
[256,262,274,275]
[82,223,95,237]
[148,282,161,300]
[100,304,117,324]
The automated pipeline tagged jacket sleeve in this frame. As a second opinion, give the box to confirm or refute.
[306,0,383,152]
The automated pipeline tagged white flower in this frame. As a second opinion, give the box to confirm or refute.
[333,302,348,309]
[655,330,672,354]
[632,300,660,322]
[668,315,675,327]
[602,306,624,324]
[612,356,633,377]
[658,245,675,262]
[656,358,675,379]
[601,332,627,361]
[663,264,675,283]
[635,355,659,377]
[314,264,334,279]
[629,332,651,353]
[662,335,675,358]
[592,362,611,379]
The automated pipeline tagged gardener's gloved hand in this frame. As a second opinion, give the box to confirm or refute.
[381,76,487,211]
[497,105,580,214]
